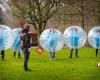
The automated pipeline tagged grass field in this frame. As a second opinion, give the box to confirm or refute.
[0,48,100,80]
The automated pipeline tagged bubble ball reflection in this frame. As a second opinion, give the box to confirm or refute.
[63,26,87,49]
[39,28,64,52]
[88,27,100,48]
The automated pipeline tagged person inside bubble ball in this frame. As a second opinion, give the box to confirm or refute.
[13,31,21,59]
[69,27,79,58]
[0,33,5,60]
[48,28,57,60]
[95,30,100,57]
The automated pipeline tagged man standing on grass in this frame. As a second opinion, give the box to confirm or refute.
[20,24,32,71]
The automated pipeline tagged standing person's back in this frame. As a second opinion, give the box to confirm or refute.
[20,24,32,71]
[22,32,31,48]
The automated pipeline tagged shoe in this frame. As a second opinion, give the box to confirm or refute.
[68,56,72,58]
[50,58,53,60]
[27,68,32,71]
[2,58,4,60]
[24,69,28,71]
[76,56,78,58]
[24,68,32,72]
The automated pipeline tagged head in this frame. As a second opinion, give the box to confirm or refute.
[72,27,78,32]
[50,28,56,33]
[96,30,100,33]
[23,24,30,32]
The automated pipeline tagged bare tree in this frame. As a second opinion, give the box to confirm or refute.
[95,0,100,25]
[0,0,62,35]
[0,7,5,24]
[63,0,97,29]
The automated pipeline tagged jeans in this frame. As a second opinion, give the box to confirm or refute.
[23,48,30,70]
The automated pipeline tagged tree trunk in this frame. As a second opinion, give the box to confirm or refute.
[36,22,46,55]
[81,13,85,29]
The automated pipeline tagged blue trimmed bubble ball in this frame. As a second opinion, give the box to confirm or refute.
[0,25,13,50]
[12,28,22,52]
[39,28,64,52]
[63,26,87,49]
[88,27,100,48]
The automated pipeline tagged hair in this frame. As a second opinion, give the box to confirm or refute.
[23,24,30,29]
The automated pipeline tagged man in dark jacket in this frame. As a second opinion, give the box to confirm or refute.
[20,24,32,71]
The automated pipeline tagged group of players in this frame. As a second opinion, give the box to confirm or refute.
[0,24,100,72]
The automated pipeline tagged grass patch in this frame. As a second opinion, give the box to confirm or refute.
[0,48,100,80]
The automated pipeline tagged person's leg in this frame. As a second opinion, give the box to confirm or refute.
[18,52,20,59]
[24,48,31,71]
[75,49,78,58]
[24,48,28,70]
[49,47,54,60]
[96,48,98,57]
[69,49,73,58]
[50,52,53,60]
[14,51,16,58]
[1,50,5,60]
[53,52,55,59]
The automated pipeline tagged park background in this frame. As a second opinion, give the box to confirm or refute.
[0,0,100,80]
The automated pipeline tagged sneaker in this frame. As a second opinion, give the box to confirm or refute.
[24,68,32,72]
[76,56,78,58]
[50,58,53,60]
[68,56,72,58]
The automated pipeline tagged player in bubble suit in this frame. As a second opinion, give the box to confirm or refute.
[64,26,86,58]
[95,30,100,57]
[13,35,21,59]
[69,27,79,58]
[39,28,64,60]
[48,29,57,60]
[88,27,100,57]
[0,25,12,60]
[12,27,22,59]
[0,26,5,60]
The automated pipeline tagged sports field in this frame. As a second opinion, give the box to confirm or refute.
[0,48,100,80]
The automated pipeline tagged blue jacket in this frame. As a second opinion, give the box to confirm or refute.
[95,34,100,47]
[70,33,79,47]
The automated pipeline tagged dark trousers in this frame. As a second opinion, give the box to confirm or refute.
[50,52,55,59]
[23,48,30,70]
[96,49,99,57]
[14,51,20,58]
[1,50,5,60]
[69,49,78,58]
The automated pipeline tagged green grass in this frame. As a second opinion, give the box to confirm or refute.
[0,48,100,80]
